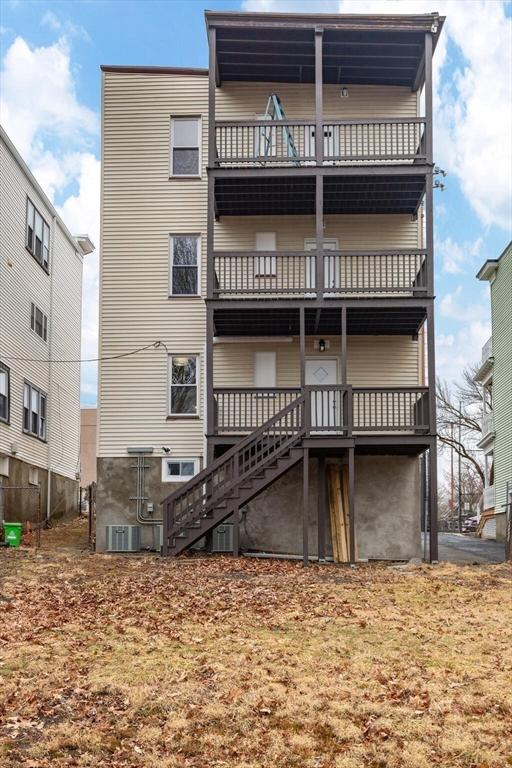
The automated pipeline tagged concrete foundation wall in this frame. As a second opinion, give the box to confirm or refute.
[0,455,78,524]
[96,454,421,560]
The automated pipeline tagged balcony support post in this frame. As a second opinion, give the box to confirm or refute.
[317,455,326,562]
[303,447,309,567]
[341,306,347,384]
[315,27,324,297]
[300,306,306,388]
[206,306,214,453]
[348,446,356,564]
[429,438,438,563]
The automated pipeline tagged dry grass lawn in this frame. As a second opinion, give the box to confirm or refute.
[0,518,511,768]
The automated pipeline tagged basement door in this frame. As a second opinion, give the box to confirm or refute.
[305,358,339,431]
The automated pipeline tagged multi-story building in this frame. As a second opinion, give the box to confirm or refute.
[97,11,443,562]
[476,241,512,543]
[0,126,94,526]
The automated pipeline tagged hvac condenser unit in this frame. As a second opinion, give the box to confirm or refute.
[211,524,233,553]
[105,525,140,552]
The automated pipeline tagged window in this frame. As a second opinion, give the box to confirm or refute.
[31,303,48,341]
[162,457,199,482]
[169,355,198,416]
[28,467,39,486]
[0,363,9,423]
[23,382,47,439]
[26,198,50,269]
[171,118,200,176]
[170,236,200,295]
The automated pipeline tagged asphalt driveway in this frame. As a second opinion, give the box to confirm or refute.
[438,532,506,564]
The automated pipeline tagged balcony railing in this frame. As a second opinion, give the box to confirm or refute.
[213,386,430,435]
[212,250,428,299]
[214,118,426,167]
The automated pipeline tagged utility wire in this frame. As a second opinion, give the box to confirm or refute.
[1,340,168,364]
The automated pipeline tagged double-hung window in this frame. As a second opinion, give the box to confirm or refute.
[23,382,47,440]
[0,363,9,423]
[171,118,200,176]
[26,198,50,270]
[31,303,48,341]
[162,457,199,482]
[169,355,198,416]
[170,236,200,295]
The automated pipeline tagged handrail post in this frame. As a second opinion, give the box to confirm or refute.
[346,386,353,437]
[305,390,311,438]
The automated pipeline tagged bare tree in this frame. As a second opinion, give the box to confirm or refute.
[436,363,485,483]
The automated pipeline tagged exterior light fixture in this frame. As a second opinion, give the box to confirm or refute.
[340,87,349,98]
[319,339,326,353]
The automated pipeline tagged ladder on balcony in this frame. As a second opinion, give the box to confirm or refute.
[162,393,307,556]
[262,93,300,165]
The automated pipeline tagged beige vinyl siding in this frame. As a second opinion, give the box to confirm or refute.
[0,134,82,479]
[215,213,420,250]
[216,83,418,121]
[213,337,420,388]
[98,72,208,458]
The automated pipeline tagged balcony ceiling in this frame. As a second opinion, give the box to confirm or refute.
[207,13,445,89]
[213,306,426,337]
[215,174,425,217]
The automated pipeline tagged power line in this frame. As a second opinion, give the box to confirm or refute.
[0,340,168,364]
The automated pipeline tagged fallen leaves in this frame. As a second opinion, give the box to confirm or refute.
[0,525,511,767]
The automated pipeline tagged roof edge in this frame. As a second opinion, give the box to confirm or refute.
[101,65,208,76]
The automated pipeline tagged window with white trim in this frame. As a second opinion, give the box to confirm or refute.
[0,363,9,423]
[169,355,199,416]
[171,118,201,176]
[162,457,199,482]
[31,303,48,341]
[23,381,47,440]
[170,236,200,295]
[26,198,50,270]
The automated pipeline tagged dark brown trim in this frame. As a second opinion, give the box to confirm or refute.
[100,65,208,76]
[348,447,355,564]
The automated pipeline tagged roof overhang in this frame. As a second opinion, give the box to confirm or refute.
[206,11,445,90]
[476,260,499,281]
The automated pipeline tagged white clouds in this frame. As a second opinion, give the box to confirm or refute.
[0,35,97,159]
[41,11,61,31]
[0,30,100,403]
[437,285,491,383]
[437,235,483,274]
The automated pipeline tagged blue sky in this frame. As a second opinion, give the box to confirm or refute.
[1,0,511,407]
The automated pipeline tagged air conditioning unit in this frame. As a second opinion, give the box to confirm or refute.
[106,525,140,552]
[211,524,233,553]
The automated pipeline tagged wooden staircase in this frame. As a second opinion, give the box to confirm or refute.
[162,394,307,556]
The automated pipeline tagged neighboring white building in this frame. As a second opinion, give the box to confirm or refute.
[0,126,94,526]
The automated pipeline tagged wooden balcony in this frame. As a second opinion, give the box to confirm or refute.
[212,249,428,299]
[214,118,426,168]
[213,385,430,436]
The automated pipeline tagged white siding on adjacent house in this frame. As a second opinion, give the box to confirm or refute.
[0,132,83,480]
